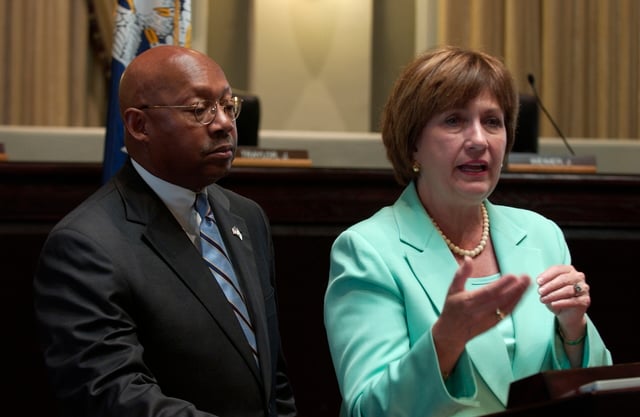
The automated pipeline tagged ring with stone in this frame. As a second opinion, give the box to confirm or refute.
[573,282,583,297]
[496,308,505,321]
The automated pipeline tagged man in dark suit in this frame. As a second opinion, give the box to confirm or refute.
[33,45,297,417]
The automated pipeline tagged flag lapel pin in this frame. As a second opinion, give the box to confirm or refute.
[232,226,243,240]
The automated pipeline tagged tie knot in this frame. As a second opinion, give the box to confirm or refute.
[195,193,210,219]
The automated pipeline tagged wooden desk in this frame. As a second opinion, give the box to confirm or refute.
[486,363,640,416]
[2,162,640,417]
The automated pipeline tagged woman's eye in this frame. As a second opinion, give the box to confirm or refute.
[444,115,460,126]
[485,117,503,129]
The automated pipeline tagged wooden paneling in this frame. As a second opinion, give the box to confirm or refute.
[2,162,640,417]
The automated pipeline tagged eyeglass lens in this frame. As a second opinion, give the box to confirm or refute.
[195,97,242,124]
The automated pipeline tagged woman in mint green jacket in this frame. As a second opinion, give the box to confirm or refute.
[324,46,611,417]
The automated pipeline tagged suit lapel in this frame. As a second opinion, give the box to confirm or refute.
[115,164,264,386]
[207,187,269,391]
[143,205,262,377]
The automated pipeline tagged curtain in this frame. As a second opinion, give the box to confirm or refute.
[436,0,640,139]
[0,0,108,126]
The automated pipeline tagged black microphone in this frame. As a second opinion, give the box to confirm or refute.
[526,74,575,156]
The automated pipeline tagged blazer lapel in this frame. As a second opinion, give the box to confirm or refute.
[394,185,459,316]
[464,201,550,404]
[395,187,543,406]
[489,202,553,380]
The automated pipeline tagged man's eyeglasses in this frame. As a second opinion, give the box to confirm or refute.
[139,96,243,125]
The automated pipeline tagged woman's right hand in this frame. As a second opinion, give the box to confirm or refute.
[432,256,530,377]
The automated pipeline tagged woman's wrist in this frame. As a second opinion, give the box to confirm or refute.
[557,325,586,345]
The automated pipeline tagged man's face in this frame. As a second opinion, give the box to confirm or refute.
[139,53,239,191]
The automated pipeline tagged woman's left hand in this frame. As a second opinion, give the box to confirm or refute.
[537,264,589,335]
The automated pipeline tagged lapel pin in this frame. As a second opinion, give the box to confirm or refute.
[232,226,243,240]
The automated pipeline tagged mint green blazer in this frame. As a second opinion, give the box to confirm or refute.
[324,183,612,417]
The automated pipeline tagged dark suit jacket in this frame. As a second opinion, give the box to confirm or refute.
[34,160,297,417]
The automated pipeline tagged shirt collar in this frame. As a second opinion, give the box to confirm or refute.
[131,159,202,242]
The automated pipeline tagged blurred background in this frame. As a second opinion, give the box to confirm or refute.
[1,0,638,139]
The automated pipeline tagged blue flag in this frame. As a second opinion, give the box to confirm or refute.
[102,0,192,183]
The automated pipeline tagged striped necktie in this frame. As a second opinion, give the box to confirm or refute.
[195,193,258,364]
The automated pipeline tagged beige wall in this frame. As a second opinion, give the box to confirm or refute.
[206,0,416,132]
[250,0,372,132]
[204,0,251,91]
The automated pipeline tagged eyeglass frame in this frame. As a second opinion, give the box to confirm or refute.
[138,96,243,125]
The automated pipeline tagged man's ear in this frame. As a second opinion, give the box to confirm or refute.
[122,108,149,142]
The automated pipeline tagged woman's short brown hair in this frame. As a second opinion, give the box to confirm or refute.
[381,45,519,186]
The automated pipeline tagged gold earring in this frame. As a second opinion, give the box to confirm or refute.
[412,162,420,173]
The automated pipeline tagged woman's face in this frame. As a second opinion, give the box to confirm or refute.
[413,90,507,206]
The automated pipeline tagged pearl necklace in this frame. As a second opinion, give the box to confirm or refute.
[430,203,489,258]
